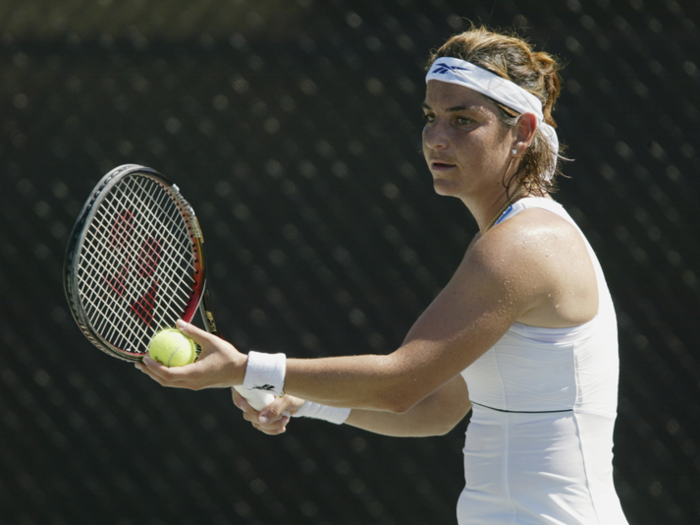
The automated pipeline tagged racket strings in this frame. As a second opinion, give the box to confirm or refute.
[112,177,194,329]
[91,181,192,350]
[76,175,198,354]
[79,203,171,350]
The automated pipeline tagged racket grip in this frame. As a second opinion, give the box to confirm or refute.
[233,385,275,411]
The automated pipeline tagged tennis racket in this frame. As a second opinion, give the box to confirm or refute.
[63,163,275,410]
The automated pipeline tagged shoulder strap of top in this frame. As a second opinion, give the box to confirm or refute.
[495,197,572,227]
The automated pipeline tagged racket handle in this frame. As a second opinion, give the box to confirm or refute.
[233,385,275,411]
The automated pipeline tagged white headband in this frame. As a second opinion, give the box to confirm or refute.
[426,57,559,180]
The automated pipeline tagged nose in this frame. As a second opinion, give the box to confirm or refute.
[422,120,448,150]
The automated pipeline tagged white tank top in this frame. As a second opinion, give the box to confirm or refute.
[462,197,619,416]
[457,198,628,525]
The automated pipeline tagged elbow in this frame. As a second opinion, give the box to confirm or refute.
[385,399,415,415]
[431,401,473,436]
[432,419,460,436]
[372,354,429,414]
[377,389,424,414]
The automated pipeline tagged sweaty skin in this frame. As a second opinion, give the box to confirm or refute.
[136,82,597,438]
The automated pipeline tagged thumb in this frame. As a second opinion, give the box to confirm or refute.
[259,396,294,424]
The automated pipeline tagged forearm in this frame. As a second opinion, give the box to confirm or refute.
[283,351,428,413]
[277,281,512,412]
[343,375,471,436]
[345,401,471,437]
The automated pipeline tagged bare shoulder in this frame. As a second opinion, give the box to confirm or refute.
[397,205,595,392]
[479,207,586,257]
[464,208,578,272]
[463,206,598,327]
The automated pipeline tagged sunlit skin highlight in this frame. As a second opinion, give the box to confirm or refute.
[135,80,599,441]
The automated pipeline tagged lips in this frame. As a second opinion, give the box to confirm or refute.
[430,160,456,170]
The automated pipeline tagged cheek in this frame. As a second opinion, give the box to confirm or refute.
[421,126,432,157]
[470,129,509,168]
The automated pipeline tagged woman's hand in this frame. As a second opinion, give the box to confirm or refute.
[135,320,247,390]
[232,389,306,436]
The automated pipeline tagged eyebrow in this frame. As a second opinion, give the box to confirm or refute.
[421,102,481,112]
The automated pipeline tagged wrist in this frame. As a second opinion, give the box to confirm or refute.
[292,401,351,425]
[232,352,249,386]
[242,351,286,397]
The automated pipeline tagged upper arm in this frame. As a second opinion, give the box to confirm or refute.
[386,216,559,409]
[282,209,593,414]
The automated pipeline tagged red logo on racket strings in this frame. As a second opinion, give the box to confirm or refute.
[130,281,159,326]
[105,236,162,298]
[105,257,130,296]
[104,210,134,296]
[103,209,163,326]
[130,237,162,326]
[104,210,134,297]
[111,210,134,247]
[129,237,162,325]
[137,237,162,278]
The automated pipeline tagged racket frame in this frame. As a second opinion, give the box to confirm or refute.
[64,164,208,362]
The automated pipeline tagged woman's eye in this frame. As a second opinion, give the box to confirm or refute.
[423,113,435,123]
[456,116,472,125]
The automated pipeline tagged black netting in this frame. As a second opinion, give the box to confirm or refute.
[1,1,699,523]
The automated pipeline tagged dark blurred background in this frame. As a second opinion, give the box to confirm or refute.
[1,0,699,523]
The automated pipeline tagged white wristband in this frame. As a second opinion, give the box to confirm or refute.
[292,401,351,425]
[242,351,286,397]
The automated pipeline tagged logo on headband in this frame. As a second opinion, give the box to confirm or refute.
[432,61,468,75]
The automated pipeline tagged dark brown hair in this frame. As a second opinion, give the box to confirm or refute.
[427,25,566,194]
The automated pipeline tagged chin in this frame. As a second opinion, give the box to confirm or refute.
[433,179,462,197]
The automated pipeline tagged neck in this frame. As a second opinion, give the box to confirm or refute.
[473,188,523,234]
[471,151,523,233]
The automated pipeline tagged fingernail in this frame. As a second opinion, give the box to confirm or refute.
[176,320,187,329]
[259,414,269,425]
[239,401,249,411]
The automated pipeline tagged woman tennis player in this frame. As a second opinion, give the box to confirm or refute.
[137,26,629,524]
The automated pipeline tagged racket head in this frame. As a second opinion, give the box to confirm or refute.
[64,164,207,362]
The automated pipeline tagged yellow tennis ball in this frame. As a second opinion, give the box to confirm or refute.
[148,328,198,367]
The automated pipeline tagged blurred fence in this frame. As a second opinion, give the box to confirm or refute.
[1,1,699,523]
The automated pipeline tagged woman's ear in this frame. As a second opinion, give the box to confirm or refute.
[511,112,538,154]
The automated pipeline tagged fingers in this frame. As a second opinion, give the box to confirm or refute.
[233,386,275,411]
[232,388,291,435]
[134,320,211,389]
[231,386,248,408]
[135,355,204,389]
[247,412,289,435]
[135,321,246,390]
[258,415,290,435]
[176,319,218,348]
[258,396,293,424]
